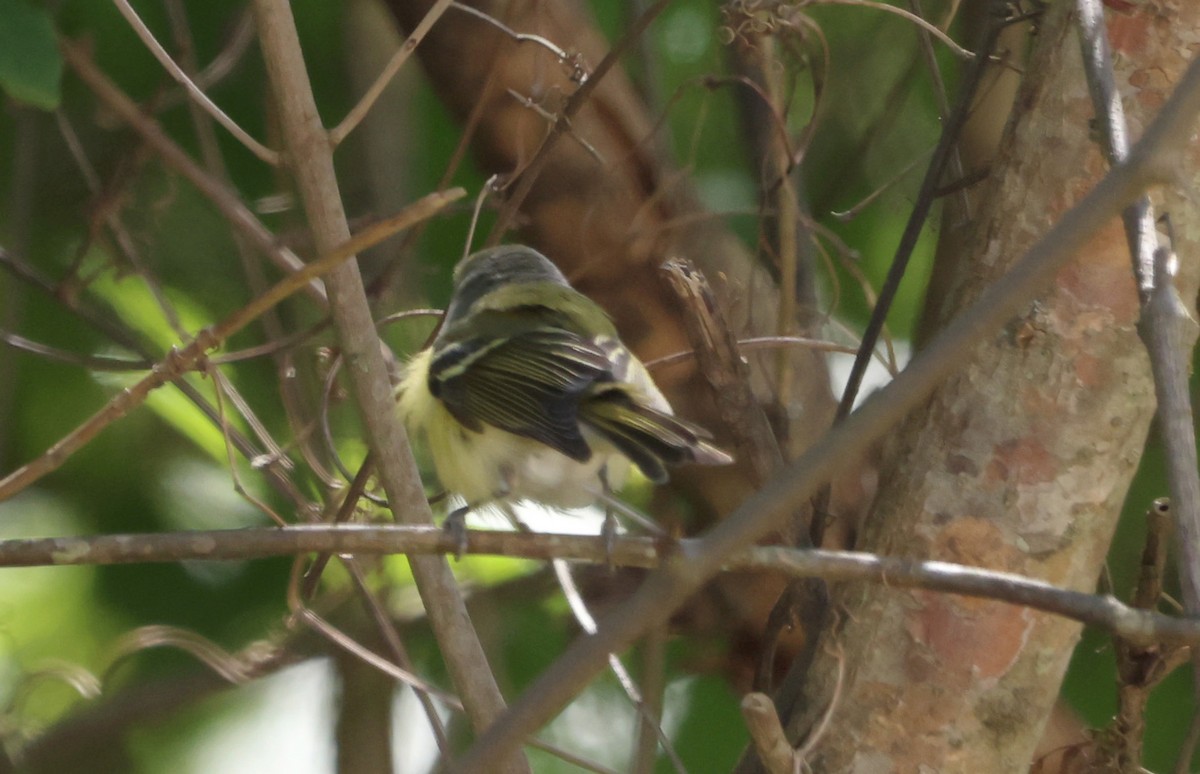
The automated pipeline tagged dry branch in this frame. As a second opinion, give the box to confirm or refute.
[249,2,526,769]
[1,527,1198,646]
[1075,2,1200,770]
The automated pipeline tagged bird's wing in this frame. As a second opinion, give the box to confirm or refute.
[428,327,611,462]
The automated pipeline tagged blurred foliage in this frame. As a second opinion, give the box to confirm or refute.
[0,0,61,110]
[0,1,1190,772]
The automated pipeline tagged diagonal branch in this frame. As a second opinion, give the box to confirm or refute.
[248,2,527,770]
[329,0,454,146]
[485,0,670,241]
[59,39,323,303]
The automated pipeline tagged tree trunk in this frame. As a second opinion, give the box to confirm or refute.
[776,3,1200,771]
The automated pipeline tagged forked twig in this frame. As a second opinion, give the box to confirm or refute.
[551,560,686,773]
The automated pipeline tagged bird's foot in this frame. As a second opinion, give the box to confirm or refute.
[443,506,470,559]
[601,509,618,571]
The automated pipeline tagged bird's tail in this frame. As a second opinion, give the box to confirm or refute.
[580,391,733,483]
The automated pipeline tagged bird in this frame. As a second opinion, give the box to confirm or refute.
[397,245,732,538]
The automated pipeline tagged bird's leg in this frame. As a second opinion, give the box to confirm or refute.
[499,502,532,533]
[599,468,617,570]
[442,469,517,559]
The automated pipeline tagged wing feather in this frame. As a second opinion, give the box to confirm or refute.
[429,327,611,462]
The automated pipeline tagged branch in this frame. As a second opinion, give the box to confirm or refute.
[741,693,795,774]
[248,2,526,770]
[815,0,972,60]
[1075,5,1200,769]
[0,526,1197,646]
[832,17,999,422]
[452,50,1200,771]
[485,0,670,241]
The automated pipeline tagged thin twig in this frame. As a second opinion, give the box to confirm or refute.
[190,10,256,92]
[164,0,319,498]
[793,642,844,763]
[815,0,973,60]
[486,0,671,242]
[0,331,149,370]
[630,622,669,774]
[329,0,454,146]
[341,558,453,756]
[111,0,279,165]
[551,561,686,774]
[0,247,310,509]
[831,19,999,425]
[209,368,290,526]
[909,0,970,220]
[449,2,577,65]
[104,625,261,684]
[59,39,325,303]
[1110,499,1187,772]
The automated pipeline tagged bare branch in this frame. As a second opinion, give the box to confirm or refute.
[551,560,686,773]
[449,2,577,65]
[0,330,149,371]
[1075,5,1200,769]
[814,0,972,60]
[486,0,671,241]
[831,18,999,424]
[59,39,323,303]
[1,526,1199,646]
[249,2,526,768]
[1108,500,1188,772]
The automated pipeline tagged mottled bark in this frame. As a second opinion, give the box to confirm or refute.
[780,2,1200,771]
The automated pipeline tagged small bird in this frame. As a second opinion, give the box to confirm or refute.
[398,245,732,534]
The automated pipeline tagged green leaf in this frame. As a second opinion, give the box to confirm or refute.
[0,0,62,109]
